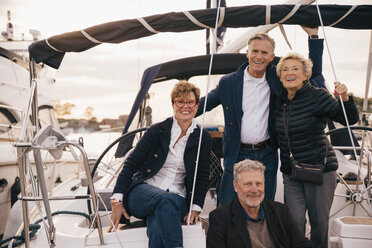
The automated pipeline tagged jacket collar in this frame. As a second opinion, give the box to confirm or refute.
[158,117,173,152]
[261,200,283,247]
[281,80,313,101]
[233,62,248,124]
[234,61,283,113]
[265,63,283,96]
[185,125,201,153]
[231,198,252,248]
[158,117,201,154]
[231,198,285,248]
[293,80,312,98]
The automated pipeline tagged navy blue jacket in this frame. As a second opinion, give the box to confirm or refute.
[113,117,212,213]
[197,39,324,171]
[207,198,313,248]
[274,81,359,174]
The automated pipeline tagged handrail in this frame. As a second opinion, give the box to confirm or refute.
[326,126,372,136]
[90,127,147,179]
[0,103,23,113]
[87,127,147,215]
[332,146,372,151]
[15,127,105,246]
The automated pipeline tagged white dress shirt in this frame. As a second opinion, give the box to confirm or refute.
[112,117,201,211]
[240,66,270,144]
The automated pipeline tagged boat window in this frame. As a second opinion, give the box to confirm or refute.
[190,75,224,129]
[0,107,17,134]
[145,75,224,129]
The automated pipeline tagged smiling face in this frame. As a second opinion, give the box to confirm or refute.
[172,92,198,124]
[246,39,275,78]
[234,169,265,210]
[279,59,307,92]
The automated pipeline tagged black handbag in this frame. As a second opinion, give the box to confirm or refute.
[283,103,326,185]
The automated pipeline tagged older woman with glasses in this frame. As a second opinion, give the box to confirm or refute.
[108,80,212,248]
[273,53,359,248]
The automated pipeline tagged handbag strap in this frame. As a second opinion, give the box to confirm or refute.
[283,103,328,165]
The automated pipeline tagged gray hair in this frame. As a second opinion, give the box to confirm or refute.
[247,33,275,53]
[276,52,313,80]
[233,159,265,183]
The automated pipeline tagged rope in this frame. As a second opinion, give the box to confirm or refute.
[183,7,225,29]
[314,1,361,172]
[278,24,292,50]
[45,39,63,53]
[80,30,102,44]
[34,210,91,224]
[96,193,124,247]
[0,211,91,248]
[183,11,211,29]
[266,5,270,25]
[137,17,159,34]
[0,224,40,248]
[329,5,357,27]
[265,4,301,25]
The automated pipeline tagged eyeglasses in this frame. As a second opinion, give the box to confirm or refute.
[174,99,198,108]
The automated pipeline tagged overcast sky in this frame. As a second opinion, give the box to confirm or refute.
[1,0,371,121]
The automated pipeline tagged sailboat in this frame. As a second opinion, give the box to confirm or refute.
[1,3,372,248]
[0,10,79,242]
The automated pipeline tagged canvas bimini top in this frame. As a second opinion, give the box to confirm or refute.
[26,4,372,157]
[28,4,372,69]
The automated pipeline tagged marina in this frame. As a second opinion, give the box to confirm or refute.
[1,1,372,247]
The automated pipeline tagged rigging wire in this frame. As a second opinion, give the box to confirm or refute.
[315,1,363,190]
[185,0,223,243]
[96,193,124,248]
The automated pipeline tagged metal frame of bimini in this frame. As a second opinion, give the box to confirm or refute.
[16,2,372,247]
[14,60,104,248]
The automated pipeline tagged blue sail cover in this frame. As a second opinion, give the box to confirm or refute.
[29,4,372,69]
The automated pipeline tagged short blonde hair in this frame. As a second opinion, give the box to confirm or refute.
[248,33,275,53]
[276,53,313,80]
[233,159,265,183]
[171,80,200,104]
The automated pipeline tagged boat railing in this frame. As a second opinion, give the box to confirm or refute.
[14,125,105,247]
[11,59,103,247]
[330,127,372,218]
[0,103,23,114]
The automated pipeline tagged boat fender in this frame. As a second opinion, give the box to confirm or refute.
[10,177,20,207]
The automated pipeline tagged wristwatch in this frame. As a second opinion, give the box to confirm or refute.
[309,34,319,39]
[110,198,122,206]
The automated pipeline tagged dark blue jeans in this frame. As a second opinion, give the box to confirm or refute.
[127,183,188,248]
[218,146,278,205]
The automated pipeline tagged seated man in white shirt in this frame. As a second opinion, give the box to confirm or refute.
[108,80,212,248]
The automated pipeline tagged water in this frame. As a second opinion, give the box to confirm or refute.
[67,132,122,161]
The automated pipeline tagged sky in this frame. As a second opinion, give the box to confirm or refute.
[1,0,371,121]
